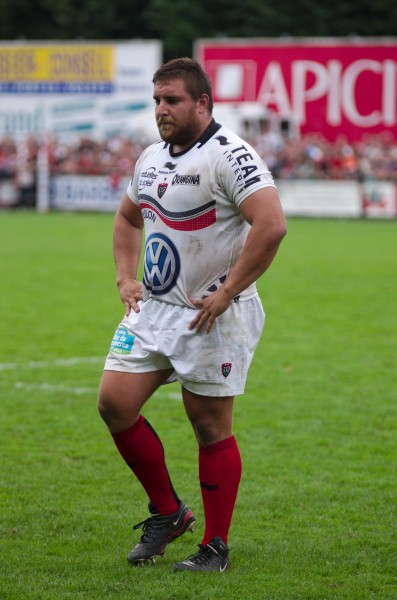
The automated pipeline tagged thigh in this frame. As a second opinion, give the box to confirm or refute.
[172,297,265,397]
[98,368,174,432]
[182,386,235,446]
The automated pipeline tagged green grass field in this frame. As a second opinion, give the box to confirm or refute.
[0,211,396,600]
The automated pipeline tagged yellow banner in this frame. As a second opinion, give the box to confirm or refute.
[0,45,113,81]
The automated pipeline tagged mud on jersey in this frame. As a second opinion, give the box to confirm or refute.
[127,119,277,307]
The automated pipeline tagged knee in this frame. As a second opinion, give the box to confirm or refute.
[97,388,114,425]
[97,381,141,432]
[97,380,124,428]
[97,391,133,432]
[191,419,225,447]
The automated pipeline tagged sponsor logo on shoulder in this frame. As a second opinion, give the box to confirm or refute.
[223,143,262,193]
[171,173,201,186]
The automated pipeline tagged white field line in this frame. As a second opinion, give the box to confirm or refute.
[1,356,182,399]
[154,390,182,401]
[0,356,104,371]
[14,382,97,395]
[168,392,182,401]
[12,383,182,398]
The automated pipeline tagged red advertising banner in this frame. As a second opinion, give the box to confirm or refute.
[196,38,397,141]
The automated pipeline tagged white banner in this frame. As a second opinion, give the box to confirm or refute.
[0,41,161,139]
[360,180,397,218]
[278,180,396,218]
[277,180,361,217]
[50,175,130,211]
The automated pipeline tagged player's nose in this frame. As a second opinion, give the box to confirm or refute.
[156,98,169,114]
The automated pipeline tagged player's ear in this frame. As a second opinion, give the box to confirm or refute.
[198,94,210,113]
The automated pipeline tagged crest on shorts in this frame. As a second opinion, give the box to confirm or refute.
[222,362,232,378]
[157,182,168,198]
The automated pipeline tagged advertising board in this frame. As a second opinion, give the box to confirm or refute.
[46,174,397,218]
[196,38,397,141]
[0,41,161,139]
[50,174,130,212]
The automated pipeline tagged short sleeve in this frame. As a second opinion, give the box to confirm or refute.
[126,178,139,206]
[126,145,154,206]
[217,138,277,208]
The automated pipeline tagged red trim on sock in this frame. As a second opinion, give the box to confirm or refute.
[199,435,237,455]
[112,415,144,442]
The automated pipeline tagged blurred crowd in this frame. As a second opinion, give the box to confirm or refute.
[1,127,397,207]
[0,135,146,207]
[250,123,397,182]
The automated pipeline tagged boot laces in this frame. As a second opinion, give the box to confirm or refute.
[133,514,162,542]
[189,544,216,566]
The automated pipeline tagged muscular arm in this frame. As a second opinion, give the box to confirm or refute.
[190,186,287,332]
[113,192,144,315]
[221,186,286,299]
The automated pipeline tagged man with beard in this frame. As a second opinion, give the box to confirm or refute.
[98,57,286,572]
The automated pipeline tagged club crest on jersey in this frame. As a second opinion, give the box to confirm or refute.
[157,182,168,198]
[222,363,232,378]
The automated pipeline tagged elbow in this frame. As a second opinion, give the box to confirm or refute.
[273,219,287,246]
[264,221,287,258]
[279,219,288,239]
[254,218,287,253]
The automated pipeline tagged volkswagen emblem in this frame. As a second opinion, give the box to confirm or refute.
[143,233,180,295]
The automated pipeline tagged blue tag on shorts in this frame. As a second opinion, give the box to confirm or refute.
[110,326,135,354]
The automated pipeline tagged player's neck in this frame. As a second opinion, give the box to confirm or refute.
[171,117,213,154]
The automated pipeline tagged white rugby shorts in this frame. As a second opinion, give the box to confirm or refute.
[103,297,265,397]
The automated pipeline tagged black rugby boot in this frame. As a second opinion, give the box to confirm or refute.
[173,536,230,572]
[127,501,195,565]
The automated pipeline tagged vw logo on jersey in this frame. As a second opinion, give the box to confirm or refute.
[143,233,180,295]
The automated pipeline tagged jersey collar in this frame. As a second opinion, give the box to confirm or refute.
[166,119,222,157]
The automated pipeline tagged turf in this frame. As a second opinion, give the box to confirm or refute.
[0,212,396,599]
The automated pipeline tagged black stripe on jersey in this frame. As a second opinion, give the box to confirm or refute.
[139,193,216,220]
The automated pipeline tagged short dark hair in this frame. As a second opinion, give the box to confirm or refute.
[152,57,214,113]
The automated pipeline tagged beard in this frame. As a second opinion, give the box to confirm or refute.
[157,117,202,148]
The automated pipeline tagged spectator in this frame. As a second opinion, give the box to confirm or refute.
[1,128,397,210]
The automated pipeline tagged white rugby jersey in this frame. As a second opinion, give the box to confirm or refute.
[127,119,276,307]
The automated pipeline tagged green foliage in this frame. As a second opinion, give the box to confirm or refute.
[0,212,397,599]
[1,0,397,59]
[0,0,147,41]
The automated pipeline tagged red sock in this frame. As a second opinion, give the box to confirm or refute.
[199,435,242,546]
[112,415,179,515]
